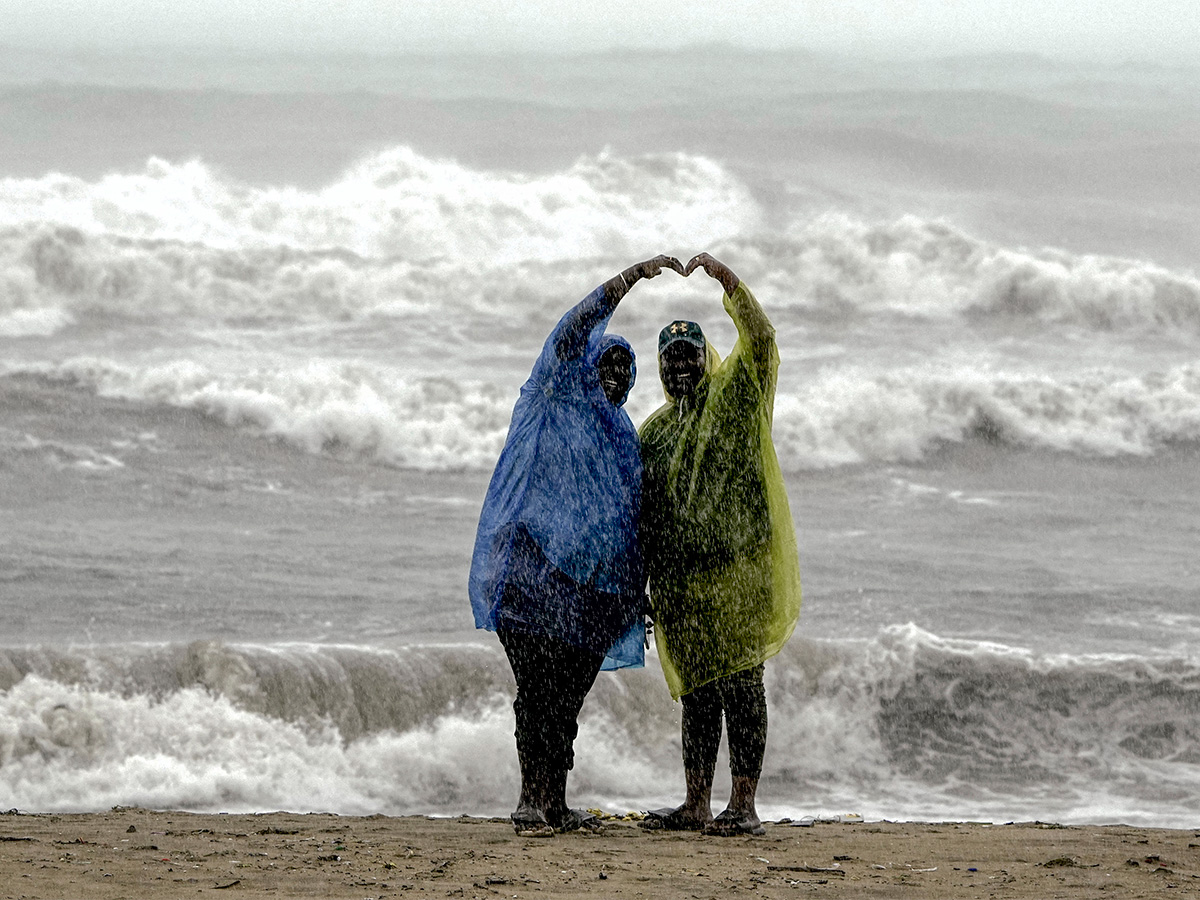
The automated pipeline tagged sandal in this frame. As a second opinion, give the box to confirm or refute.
[552,808,601,834]
[639,806,710,832]
[511,804,554,837]
[702,809,765,837]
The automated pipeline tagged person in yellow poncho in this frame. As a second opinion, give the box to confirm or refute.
[639,252,801,837]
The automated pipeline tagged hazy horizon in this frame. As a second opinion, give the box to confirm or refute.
[4,1,1200,61]
[4,40,1200,63]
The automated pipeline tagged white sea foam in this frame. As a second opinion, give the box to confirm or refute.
[0,673,518,815]
[4,150,1200,337]
[0,307,74,337]
[774,361,1200,469]
[750,213,1200,333]
[2,632,1197,826]
[40,356,513,470]
[11,354,1199,472]
[1,150,759,262]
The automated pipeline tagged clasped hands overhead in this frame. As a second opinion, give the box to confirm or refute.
[620,252,740,297]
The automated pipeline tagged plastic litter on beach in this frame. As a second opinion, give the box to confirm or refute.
[791,814,864,827]
[588,809,645,822]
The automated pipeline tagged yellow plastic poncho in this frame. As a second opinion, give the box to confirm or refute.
[638,282,801,700]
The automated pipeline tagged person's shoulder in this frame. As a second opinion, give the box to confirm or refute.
[637,402,675,436]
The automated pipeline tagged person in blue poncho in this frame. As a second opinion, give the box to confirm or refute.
[469,254,684,835]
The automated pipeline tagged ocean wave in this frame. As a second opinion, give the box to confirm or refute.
[765,625,1200,826]
[0,641,678,817]
[746,213,1200,335]
[1,631,1197,825]
[0,222,412,322]
[15,356,1200,472]
[0,641,513,743]
[774,361,1200,468]
[24,357,514,471]
[0,148,758,260]
[775,624,1200,778]
[5,151,1200,337]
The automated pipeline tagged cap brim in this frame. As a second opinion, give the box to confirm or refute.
[659,335,705,352]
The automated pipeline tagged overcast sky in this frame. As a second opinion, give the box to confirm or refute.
[3,0,1199,58]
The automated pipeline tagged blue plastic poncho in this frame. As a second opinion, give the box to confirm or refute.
[469,284,646,669]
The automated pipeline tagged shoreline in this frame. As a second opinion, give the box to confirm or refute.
[2,809,1196,899]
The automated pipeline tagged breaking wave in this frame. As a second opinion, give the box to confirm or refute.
[6,358,1200,473]
[2,629,1197,826]
[2,151,1199,336]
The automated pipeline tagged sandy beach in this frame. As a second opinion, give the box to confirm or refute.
[2,808,1197,899]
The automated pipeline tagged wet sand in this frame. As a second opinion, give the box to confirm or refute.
[2,809,1197,899]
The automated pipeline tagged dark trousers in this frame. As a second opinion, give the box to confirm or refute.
[498,628,604,774]
[681,664,767,781]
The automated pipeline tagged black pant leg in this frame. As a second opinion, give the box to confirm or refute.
[499,629,547,776]
[680,679,723,782]
[499,629,603,773]
[551,639,604,770]
[719,664,767,779]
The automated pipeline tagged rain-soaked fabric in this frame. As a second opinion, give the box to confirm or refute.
[499,629,603,773]
[469,284,645,669]
[639,281,801,698]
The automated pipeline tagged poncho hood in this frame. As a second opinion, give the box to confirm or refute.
[596,332,636,407]
[657,335,723,405]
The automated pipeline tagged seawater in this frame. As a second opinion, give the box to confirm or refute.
[2,47,1199,828]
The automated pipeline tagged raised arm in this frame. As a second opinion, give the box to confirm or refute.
[555,254,684,359]
[684,251,740,297]
[686,252,774,369]
[605,254,687,305]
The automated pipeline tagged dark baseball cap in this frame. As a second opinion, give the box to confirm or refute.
[658,320,706,354]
